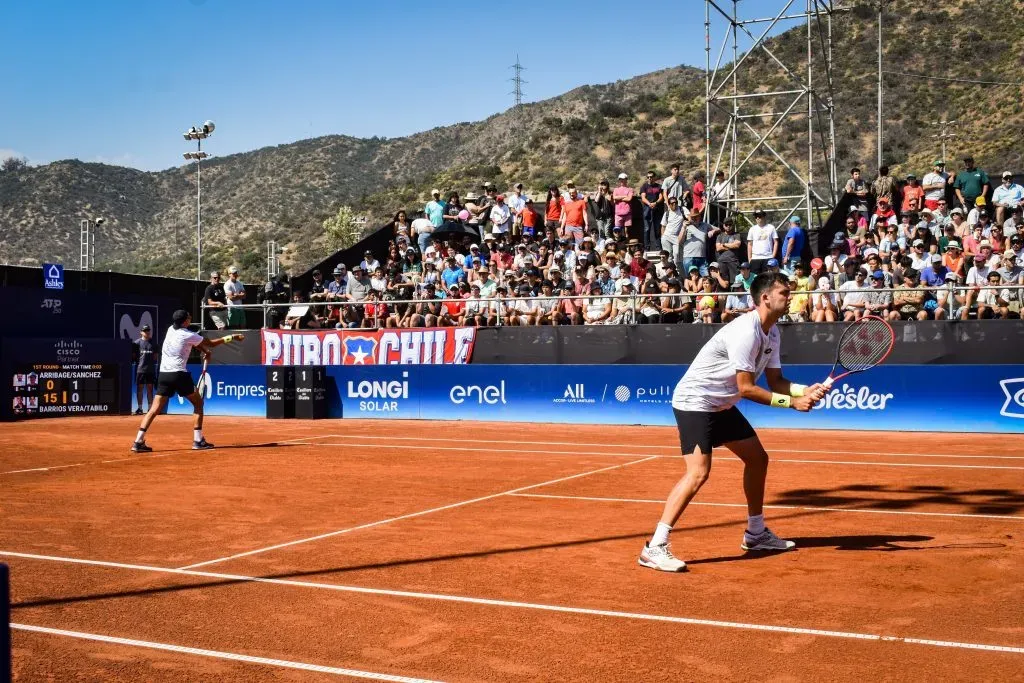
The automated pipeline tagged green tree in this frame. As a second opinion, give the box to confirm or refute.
[322,205,364,251]
[1,156,28,173]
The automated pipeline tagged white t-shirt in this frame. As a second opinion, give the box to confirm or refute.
[411,217,433,235]
[160,326,203,373]
[922,171,947,201]
[747,224,777,259]
[224,278,245,306]
[671,311,781,412]
[839,280,868,310]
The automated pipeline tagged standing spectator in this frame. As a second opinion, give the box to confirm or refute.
[545,186,564,232]
[489,194,513,238]
[713,218,742,287]
[443,192,463,222]
[660,164,690,209]
[520,198,540,238]
[844,167,869,202]
[425,189,446,228]
[953,156,990,211]
[901,174,924,215]
[133,324,158,415]
[871,165,897,203]
[660,195,687,260]
[707,169,731,225]
[560,187,589,245]
[224,266,246,329]
[679,212,713,277]
[746,210,778,274]
[922,160,949,211]
[591,179,615,238]
[690,171,706,218]
[392,210,411,243]
[506,183,527,238]
[412,212,435,254]
[204,271,228,330]
[781,216,805,273]
[612,173,634,235]
[991,172,1024,227]
[640,170,664,251]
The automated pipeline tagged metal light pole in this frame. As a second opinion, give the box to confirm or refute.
[183,121,215,280]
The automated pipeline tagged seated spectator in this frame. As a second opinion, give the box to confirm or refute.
[865,270,893,318]
[608,281,640,324]
[785,272,810,322]
[967,196,987,228]
[284,293,320,329]
[511,284,538,326]
[869,197,898,234]
[487,285,510,326]
[535,280,560,325]
[695,276,718,323]
[977,271,1004,319]
[943,240,965,278]
[404,283,442,327]
[810,277,838,322]
[362,290,389,329]
[638,281,663,323]
[891,269,929,321]
[583,282,612,324]
[909,239,931,271]
[722,281,753,323]
[839,268,868,320]
[556,282,582,325]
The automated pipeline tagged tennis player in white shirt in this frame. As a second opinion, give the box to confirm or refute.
[130,309,242,453]
[639,273,828,572]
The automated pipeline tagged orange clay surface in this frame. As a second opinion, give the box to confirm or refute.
[1,416,1022,681]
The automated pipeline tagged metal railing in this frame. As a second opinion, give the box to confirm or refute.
[200,283,1024,329]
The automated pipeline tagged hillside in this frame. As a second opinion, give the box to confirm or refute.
[2,0,1022,282]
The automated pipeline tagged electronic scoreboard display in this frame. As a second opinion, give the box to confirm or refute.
[11,363,119,418]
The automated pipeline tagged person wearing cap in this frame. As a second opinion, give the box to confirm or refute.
[909,238,931,271]
[223,265,247,329]
[713,218,742,286]
[810,275,839,322]
[489,193,512,238]
[132,323,159,415]
[901,173,924,214]
[869,195,897,234]
[947,206,969,239]
[425,189,446,229]
[891,268,929,322]
[722,279,754,323]
[991,172,1024,226]
[359,250,380,274]
[612,173,634,232]
[942,239,966,278]
[639,271,828,573]
[781,215,805,274]
[735,262,755,291]
[746,210,777,274]
[130,310,243,453]
[922,160,950,211]
[680,210,716,278]
[953,156,989,211]
[967,195,991,230]
[919,253,947,288]
[505,284,536,326]
[582,281,612,324]
[203,270,229,330]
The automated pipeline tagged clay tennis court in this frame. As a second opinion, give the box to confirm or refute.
[1,416,1022,681]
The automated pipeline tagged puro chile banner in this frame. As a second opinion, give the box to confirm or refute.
[260,327,477,366]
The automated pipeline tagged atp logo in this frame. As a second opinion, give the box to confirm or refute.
[998,378,1024,419]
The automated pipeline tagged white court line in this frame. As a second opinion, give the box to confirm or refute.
[314,443,1024,471]
[510,493,1024,522]
[302,433,1024,461]
[3,551,1022,656]
[178,455,659,570]
[12,623,441,682]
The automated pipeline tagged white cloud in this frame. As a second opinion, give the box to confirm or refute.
[88,153,145,169]
[0,148,30,164]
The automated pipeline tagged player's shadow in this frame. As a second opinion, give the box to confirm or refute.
[160,442,302,452]
[686,533,935,566]
[774,484,1024,516]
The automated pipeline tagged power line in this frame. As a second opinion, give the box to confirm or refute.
[509,55,527,112]
[881,69,1024,87]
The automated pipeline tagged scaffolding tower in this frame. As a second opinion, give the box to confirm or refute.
[704,0,849,228]
[79,219,95,271]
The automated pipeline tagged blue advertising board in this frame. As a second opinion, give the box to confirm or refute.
[42,264,64,290]
[172,363,1024,433]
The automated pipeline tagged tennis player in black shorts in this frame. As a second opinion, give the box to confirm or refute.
[131,309,242,453]
[638,273,829,572]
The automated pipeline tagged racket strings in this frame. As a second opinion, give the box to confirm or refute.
[837,318,892,372]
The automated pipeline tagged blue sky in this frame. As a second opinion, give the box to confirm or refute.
[0,0,793,172]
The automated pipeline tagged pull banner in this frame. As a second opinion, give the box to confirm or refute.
[261,327,476,366]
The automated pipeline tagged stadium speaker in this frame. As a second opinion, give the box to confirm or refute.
[294,366,327,420]
[265,366,296,419]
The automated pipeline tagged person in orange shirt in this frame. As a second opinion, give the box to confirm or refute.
[545,186,564,232]
[901,174,924,215]
[560,187,589,245]
[521,198,539,237]
[942,240,966,278]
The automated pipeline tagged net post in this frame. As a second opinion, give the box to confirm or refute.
[1,562,9,683]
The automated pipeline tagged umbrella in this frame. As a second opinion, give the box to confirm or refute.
[431,221,483,244]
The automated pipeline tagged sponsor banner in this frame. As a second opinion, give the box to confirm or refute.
[180,364,1024,433]
[260,327,476,366]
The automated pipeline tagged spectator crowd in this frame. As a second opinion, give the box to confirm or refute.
[219,157,1023,330]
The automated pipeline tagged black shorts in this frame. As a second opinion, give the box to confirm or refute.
[136,370,156,385]
[673,406,756,455]
[155,371,196,398]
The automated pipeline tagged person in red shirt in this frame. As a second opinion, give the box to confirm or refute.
[901,174,924,215]
[362,291,389,329]
[691,171,706,215]
[627,240,649,277]
[545,186,564,231]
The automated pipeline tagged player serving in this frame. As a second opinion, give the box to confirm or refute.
[639,272,829,572]
[130,309,242,453]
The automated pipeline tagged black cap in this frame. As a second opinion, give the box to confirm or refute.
[140,324,151,331]
[171,309,190,328]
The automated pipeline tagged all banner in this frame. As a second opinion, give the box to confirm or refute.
[261,327,477,366]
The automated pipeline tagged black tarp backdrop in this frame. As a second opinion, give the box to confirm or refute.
[203,321,1024,366]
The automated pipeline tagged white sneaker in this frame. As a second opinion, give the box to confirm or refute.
[741,528,796,552]
[638,542,687,572]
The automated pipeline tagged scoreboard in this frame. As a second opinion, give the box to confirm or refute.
[11,363,119,418]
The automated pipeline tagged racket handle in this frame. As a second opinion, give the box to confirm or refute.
[823,376,835,389]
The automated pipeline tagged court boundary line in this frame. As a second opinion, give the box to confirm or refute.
[178,455,659,570]
[296,434,1024,461]
[11,623,441,682]
[3,551,1022,656]
[509,493,1024,521]
[312,443,1024,471]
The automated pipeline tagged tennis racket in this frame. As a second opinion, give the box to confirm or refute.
[195,356,210,395]
[822,315,895,388]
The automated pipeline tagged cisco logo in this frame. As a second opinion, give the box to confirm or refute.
[54,340,82,359]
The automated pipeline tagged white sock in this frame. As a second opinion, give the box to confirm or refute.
[650,522,672,547]
[135,430,146,443]
[193,429,203,442]
[747,514,765,535]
